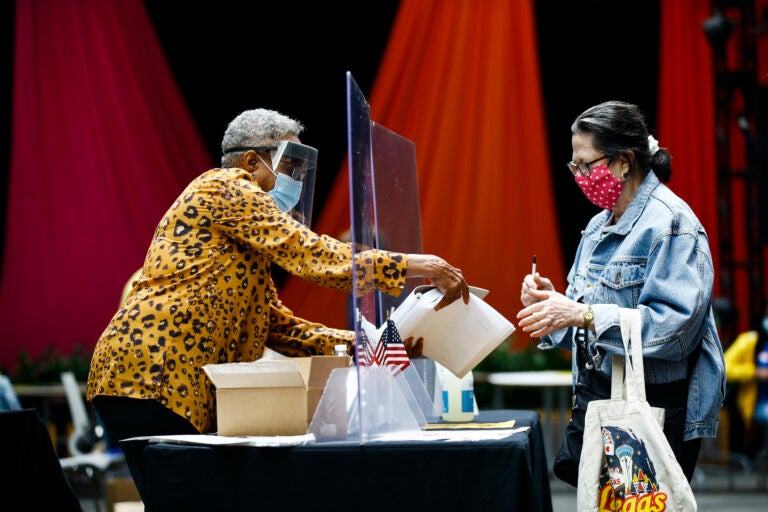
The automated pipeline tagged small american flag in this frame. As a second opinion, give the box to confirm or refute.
[357,327,377,367]
[372,329,385,366]
[379,319,410,376]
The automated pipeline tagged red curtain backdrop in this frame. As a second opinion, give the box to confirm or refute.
[0,0,212,369]
[279,0,566,348]
[4,0,757,370]
[657,0,725,315]
[659,0,765,338]
[657,0,718,260]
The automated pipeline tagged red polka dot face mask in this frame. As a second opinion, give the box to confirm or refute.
[573,162,624,210]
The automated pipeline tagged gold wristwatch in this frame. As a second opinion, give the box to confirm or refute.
[583,305,594,329]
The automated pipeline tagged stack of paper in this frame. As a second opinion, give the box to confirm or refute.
[381,285,516,378]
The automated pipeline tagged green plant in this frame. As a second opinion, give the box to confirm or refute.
[11,344,92,383]
[474,335,570,409]
[476,336,570,374]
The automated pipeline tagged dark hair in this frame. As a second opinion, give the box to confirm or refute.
[571,101,672,182]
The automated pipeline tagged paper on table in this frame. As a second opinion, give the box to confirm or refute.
[423,419,517,430]
[371,427,529,442]
[387,285,515,378]
[125,433,316,447]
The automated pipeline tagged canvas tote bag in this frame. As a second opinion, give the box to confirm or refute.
[577,308,697,511]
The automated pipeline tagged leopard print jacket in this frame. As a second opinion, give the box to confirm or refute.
[86,168,407,433]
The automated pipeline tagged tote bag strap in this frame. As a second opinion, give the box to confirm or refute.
[607,309,647,401]
[610,354,625,400]
[618,308,646,402]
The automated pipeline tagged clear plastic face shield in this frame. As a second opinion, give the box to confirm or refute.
[239,141,316,227]
[267,141,317,226]
[223,140,318,225]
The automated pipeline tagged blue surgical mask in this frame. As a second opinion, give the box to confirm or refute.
[268,172,303,213]
[257,153,304,214]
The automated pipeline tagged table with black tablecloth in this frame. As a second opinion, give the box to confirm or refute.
[121,409,552,512]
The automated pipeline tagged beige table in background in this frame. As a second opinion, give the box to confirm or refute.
[14,382,86,434]
[487,370,572,471]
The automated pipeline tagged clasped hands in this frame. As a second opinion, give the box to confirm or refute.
[517,271,581,337]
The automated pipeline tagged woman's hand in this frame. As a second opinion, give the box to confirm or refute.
[516,290,583,338]
[403,336,424,358]
[407,254,469,311]
[520,272,555,307]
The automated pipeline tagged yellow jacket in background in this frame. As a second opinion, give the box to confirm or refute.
[724,330,758,428]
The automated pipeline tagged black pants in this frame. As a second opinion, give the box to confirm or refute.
[91,395,199,501]
[553,347,702,487]
[91,395,199,442]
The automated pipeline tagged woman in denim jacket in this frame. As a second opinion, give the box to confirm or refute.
[517,100,726,486]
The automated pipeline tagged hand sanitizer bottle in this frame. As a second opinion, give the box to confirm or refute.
[436,362,474,422]
[334,344,352,366]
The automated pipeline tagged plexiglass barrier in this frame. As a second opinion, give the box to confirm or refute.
[308,72,440,443]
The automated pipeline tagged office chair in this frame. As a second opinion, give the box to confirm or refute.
[59,371,126,512]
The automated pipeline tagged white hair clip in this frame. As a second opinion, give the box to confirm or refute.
[648,135,660,155]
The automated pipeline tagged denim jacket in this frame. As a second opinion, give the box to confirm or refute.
[540,171,726,440]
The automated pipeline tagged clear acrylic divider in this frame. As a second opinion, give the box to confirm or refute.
[309,72,438,443]
[369,108,440,424]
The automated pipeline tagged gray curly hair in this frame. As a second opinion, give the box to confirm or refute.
[220,109,304,167]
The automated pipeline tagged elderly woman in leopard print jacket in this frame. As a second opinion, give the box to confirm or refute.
[87,108,468,444]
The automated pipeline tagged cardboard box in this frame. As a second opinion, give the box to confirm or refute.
[106,476,142,512]
[203,356,349,436]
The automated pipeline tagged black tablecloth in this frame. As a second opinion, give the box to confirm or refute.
[121,409,552,512]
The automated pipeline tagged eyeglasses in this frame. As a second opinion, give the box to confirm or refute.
[566,156,610,177]
[224,142,318,182]
[254,152,310,181]
[279,160,309,181]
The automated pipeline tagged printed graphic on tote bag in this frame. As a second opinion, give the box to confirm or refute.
[599,426,668,510]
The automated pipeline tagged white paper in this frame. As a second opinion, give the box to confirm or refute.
[125,433,316,447]
[386,285,516,378]
[370,427,529,443]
